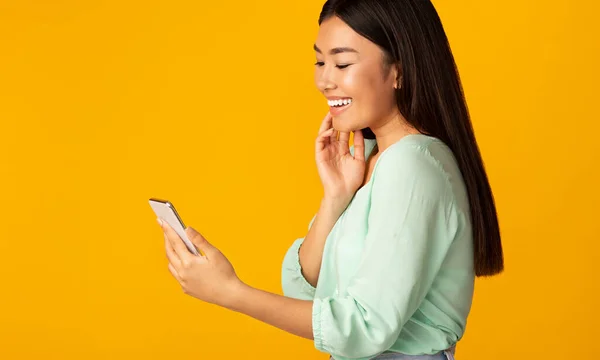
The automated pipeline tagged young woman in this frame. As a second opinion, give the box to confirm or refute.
[159,1,504,359]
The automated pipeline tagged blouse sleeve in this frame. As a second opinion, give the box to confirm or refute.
[281,214,318,300]
[312,144,460,358]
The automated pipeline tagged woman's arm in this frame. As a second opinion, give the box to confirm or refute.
[226,282,314,339]
[281,197,346,300]
[298,197,347,287]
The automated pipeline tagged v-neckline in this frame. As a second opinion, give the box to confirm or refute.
[356,143,378,192]
[355,134,432,195]
[352,140,379,196]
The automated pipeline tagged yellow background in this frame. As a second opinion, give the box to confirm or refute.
[1,0,598,359]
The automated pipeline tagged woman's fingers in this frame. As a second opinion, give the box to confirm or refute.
[329,127,339,142]
[353,129,366,162]
[316,127,335,153]
[338,131,350,145]
[165,233,182,269]
[316,113,334,153]
[162,220,192,262]
[317,112,338,143]
[317,112,333,135]
[168,262,182,282]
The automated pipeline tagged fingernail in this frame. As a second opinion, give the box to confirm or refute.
[157,217,163,227]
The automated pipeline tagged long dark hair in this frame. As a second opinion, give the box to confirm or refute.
[319,0,503,277]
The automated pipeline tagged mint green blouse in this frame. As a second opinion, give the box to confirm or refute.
[281,134,475,360]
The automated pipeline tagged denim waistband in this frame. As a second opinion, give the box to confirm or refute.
[329,344,457,360]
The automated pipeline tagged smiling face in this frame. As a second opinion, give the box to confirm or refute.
[314,16,400,133]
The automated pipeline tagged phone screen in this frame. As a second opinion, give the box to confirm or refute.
[149,198,200,256]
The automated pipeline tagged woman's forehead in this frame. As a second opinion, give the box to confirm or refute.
[315,17,372,52]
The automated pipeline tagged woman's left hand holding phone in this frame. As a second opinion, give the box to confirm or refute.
[158,218,244,308]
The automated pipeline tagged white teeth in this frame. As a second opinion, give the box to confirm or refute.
[328,98,352,107]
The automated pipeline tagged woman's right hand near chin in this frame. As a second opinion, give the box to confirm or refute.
[294,112,367,289]
[315,112,366,209]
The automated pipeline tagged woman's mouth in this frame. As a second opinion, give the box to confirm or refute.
[327,98,352,116]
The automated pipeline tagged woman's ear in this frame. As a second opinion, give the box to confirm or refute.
[393,63,403,90]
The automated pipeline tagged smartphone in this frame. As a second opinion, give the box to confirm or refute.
[149,198,200,256]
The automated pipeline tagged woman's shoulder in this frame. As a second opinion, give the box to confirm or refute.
[376,134,450,174]
[372,134,461,197]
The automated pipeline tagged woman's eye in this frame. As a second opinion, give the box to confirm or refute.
[314,62,351,69]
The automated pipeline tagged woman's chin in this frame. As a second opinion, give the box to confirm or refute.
[332,117,357,133]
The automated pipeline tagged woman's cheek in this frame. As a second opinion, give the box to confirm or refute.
[342,69,361,92]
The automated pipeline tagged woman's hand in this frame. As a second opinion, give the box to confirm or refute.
[159,218,315,340]
[159,218,243,308]
[315,112,366,204]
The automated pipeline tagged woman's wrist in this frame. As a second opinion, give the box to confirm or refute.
[320,196,350,215]
[221,278,248,311]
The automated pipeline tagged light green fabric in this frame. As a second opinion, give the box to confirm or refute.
[281,134,475,360]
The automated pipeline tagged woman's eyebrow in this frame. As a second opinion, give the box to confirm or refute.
[313,44,359,55]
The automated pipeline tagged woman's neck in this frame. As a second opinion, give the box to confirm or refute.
[370,112,420,153]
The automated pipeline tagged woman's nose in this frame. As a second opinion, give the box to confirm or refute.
[316,69,337,92]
